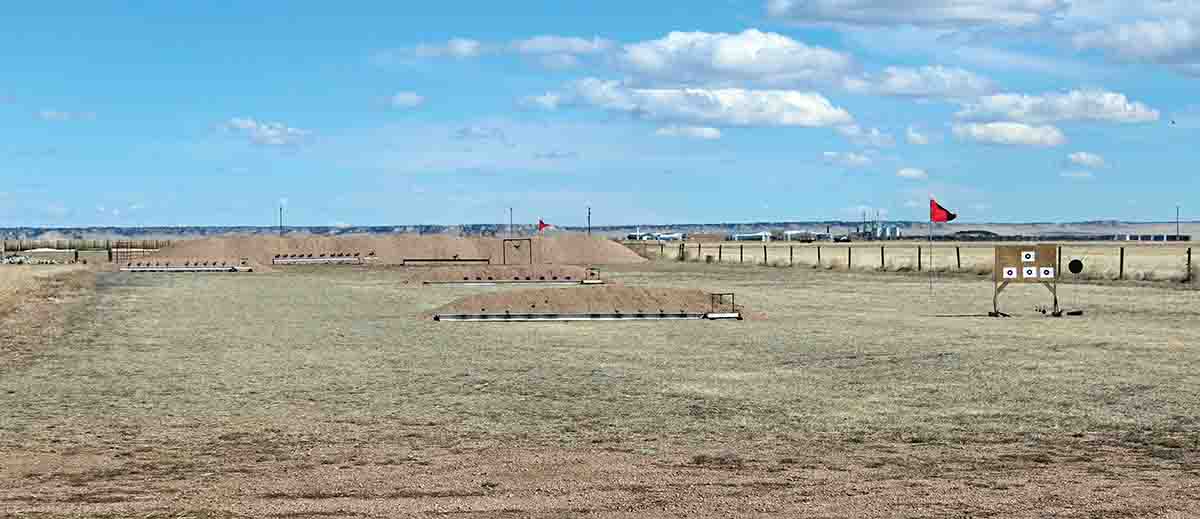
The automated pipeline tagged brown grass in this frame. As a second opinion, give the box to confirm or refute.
[1,262,1198,516]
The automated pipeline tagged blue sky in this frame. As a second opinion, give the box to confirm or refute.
[1,1,1196,227]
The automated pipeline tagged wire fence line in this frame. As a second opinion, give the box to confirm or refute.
[623,241,1195,285]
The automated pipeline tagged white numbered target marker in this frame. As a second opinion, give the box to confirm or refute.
[1040,267,1055,278]
[1023,266,1038,278]
[1022,251,1036,262]
[1003,267,1018,279]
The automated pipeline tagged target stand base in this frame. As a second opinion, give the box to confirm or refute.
[988,311,1012,318]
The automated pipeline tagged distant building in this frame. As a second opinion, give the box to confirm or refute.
[782,230,831,242]
[731,231,772,242]
[1120,234,1192,242]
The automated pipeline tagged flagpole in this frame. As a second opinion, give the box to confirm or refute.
[929,202,934,295]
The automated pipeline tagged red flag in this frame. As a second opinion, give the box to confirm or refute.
[537,219,552,232]
[930,199,957,223]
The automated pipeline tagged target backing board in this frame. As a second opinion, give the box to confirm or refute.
[995,245,1058,283]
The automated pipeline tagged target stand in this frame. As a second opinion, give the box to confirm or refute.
[992,245,1060,317]
[502,239,534,265]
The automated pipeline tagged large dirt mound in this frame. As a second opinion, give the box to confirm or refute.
[146,234,644,268]
[429,286,743,316]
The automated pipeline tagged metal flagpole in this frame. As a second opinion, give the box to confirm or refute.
[929,209,934,294]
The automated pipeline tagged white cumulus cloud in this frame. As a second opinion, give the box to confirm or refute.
[390,91,425,108]
[847,65,995,98]
[837,124,895,147]
[1061,170,1095,179]
[1067,151,1106,168]
[619,29,853,85]
[1073,19,1200,62]
[414,38,483,59]
[823,151,872,167]
[953,122,1066,147]
[897,167,929,180]
[225,117,312,147]
[520,92,565,111]
[512,35,614,55]
[766,0,1068,28]
[906,126,931,144]
[546,78,854,128]
[957,89,1159,124]
[655,125,723,140]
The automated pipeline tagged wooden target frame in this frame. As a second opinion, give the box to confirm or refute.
[992,244,1060,317]
[501,239,534,265]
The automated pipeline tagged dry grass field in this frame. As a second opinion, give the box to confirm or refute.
[634,241,1196,283]
[1,262,1199,517]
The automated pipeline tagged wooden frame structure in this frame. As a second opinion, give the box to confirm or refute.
[992,244,1060,317]
[501,238,534,265]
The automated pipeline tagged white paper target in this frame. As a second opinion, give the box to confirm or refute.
[1022,251,1036,262]
[1040,267,1055,278]
[1023,266,1038,278]
[1003,267,1018,279]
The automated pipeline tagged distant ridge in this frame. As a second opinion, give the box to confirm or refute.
[1,220,1196,241]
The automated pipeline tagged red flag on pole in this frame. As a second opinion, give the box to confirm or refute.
[537,219,552,232]
[930,199,957,223]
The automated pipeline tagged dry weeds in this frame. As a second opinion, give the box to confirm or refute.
[1,263,1198,517]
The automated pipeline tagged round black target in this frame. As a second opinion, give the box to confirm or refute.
[1068,259,1084,274]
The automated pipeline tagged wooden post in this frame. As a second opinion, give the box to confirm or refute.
[718,245,722,263]
[789,245,794,266]
[740,244,744,264]
[1057,246,1063,277]
[956,247,961,270]
[763,245,768,266]
[817,246,822,266]
[698,243,702,258]
[1119,247,1125,280]
[660,243,664,257]
[918,246,922,271]
[847,247,852,270]
[1187,247,1192,283]
[880,246,885,270]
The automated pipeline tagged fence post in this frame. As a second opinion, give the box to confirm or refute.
[698,243,702,258]
[1057,246,1062,276]
[740,244,744,264]
[763,245,768,266]
[660,243,664,257]
[1119,247,1125,280]
[817,246,822,266]
[848,247,852,270]
[918,246,922,271]
[880,246,885,270]
[718,244,722,263]
[1187,247,1192,283]
[790,245,794,266]
[956,247,961,270]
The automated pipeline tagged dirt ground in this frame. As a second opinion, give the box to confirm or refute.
[1,263,1199,517]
